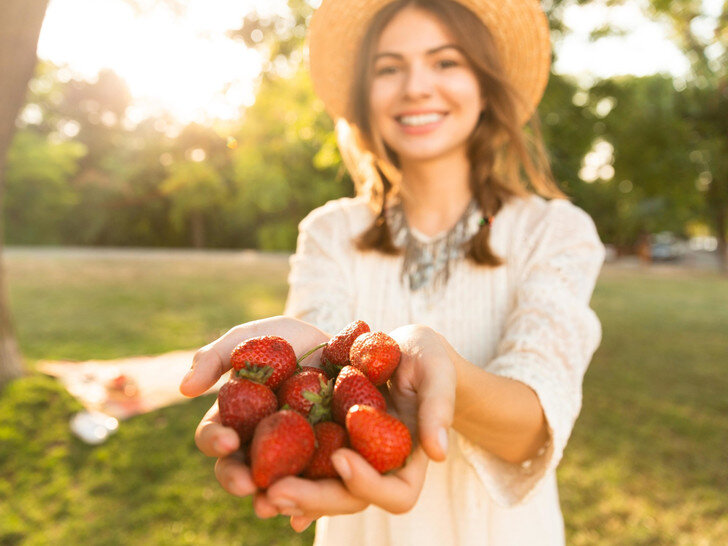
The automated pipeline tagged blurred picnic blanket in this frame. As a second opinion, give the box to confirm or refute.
[38,350,226,420]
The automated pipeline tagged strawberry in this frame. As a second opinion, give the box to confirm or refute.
[332,365,386,425]
[346,404,412,474]
[250,410,316,489]
[231,335,297,391]
[349,331,401,386]
[321,320,370,377]
[301,365,329,376]
[217,376,277,444]
[302,421,348,480]
[277,368,333,424]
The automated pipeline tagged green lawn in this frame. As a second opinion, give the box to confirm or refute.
[1,249,727,544]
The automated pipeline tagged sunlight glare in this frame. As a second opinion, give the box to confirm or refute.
[553,2,691,82]
[37,0,288,125]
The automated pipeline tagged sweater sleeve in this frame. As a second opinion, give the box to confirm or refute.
[456,199,605,507]
[284,200,359,336]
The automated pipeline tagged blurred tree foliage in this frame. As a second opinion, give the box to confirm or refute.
[227,68,347,251]
[3,0,721,254]
[5,130,86,244]
[601,0,727,264]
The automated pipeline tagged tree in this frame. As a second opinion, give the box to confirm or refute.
[161,160,227,248]
[226,66,349,251]
[582,75,702,248]
[223,0,349,251]
[5,129,86,244]
[0,0,50,387]
[624,0,728,270]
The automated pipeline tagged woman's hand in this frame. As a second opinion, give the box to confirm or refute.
[263,324,457,530]
[179,316,330,399]
[386,324,457,462]
[178,316,331,513]
[180,318,457,532]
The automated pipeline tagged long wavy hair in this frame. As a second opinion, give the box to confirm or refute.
[338,0,565,266]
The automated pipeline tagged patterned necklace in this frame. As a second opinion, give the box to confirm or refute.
[386,199,482,297]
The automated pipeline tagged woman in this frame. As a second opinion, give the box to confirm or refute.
[179,0,605,544]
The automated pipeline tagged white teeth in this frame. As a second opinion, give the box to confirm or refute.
[398,113,444,126]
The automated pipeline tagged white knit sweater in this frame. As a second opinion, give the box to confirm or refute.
[284,194,605,546]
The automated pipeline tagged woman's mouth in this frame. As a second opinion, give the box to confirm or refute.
[395,112,447,134]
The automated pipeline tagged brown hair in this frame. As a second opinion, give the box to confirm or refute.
[340,0,565,266]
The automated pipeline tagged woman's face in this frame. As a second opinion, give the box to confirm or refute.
[369,6,483,165]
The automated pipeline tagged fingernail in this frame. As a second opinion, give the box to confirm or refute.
[438,427,449,454]
[180,368,194,386]
[228,478,244,496]
[273,497,303,515]
[331,454,351,480]
[214,434,236,453]
[294,520,313,532]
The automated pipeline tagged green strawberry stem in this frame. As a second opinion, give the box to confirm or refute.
[296,341,328,366]
[322,361,343,379]
[234,362,274,384]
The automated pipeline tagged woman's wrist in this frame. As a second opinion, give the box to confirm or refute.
[446,346,548,464]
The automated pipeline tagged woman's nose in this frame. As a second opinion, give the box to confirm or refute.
[402,63,434,99]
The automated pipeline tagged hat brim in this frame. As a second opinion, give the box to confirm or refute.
[308,0,551,126]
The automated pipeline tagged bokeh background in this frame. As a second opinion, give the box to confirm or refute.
[1,0,726,544]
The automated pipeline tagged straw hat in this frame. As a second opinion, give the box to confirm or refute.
[308,0,551,126]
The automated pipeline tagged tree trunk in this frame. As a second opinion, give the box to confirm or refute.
[0,0,50,387]
[716,205,727,274]
[190,211,205,249]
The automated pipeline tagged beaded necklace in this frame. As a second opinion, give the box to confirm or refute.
[386,199,483,298]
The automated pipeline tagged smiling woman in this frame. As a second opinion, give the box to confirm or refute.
[180,0,606,545]
[367,12,484,164]
[36,0,268,124]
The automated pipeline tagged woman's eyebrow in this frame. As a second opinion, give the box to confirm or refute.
[374,44,463,61]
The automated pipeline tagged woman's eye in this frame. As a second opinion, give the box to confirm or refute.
[436,59,458,69]
[375,65,399,76]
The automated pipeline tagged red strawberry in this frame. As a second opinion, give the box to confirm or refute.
[250,410,316,489]
[277,368,333,424]
[301,365,329,376]
[332,365,386,425]
[321,320,370,377]
[231,335,297,391]
[302,421,348,480]
[349,332,401,386]
[218,377,277,444]
[346,404,412,474]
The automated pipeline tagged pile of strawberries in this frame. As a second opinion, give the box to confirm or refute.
[217,320,413,489]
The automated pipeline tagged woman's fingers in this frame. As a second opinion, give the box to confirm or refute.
[194,402,240,457]
[333,447,428,513]
[253,492,281,518]
[415,363,456,462]
[389,325,457,462]
[266,475,369,518]
[180,334,235,397]
[198,403,254,497]
[179,317,331,397]
[214,454,256,497]
[179,318,276,397]
[266,446,428,517]
[290,516,315,533]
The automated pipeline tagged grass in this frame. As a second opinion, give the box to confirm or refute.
[2,249,727,544]
[561,267,728,544]
[7,248,290,361]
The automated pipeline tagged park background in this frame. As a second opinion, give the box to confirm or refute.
[1,0,727,544]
